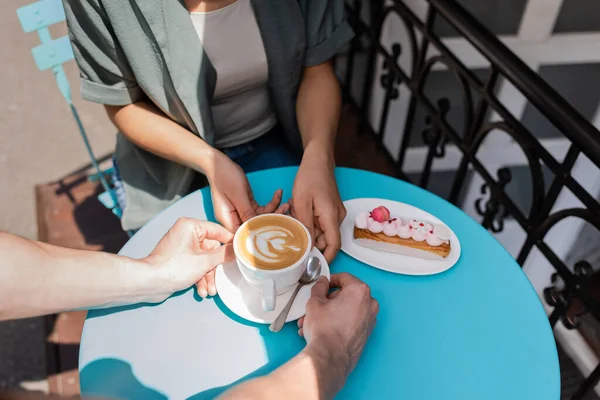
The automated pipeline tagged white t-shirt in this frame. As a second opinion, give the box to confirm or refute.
[190,0,277,148]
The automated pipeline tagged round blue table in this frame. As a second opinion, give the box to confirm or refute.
[79,167,559,399]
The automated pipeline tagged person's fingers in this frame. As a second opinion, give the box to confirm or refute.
[310,276,330,299]
[338,203,348,222]
[371,298,380,314]
[367,319,377,337]
[329,272,361,289]
[298,328,304,337]
[196,241,232,296]
[288,198,302,219]
[312,221,326,251]
[212,190,242,232]
[328,288,341,300]
[222,243,235,262]
[196,221,234,243]
[258,189,283,214]
[196,277,208,298]
[315,232,327,251]
[220,209,242,232]
[200,243,235,269]
[200,238,221,252]
[206,269,217,296]
[229,189,257,227]
[293,196,315,245]
[275,202,290,215]
[318,213,342,263]
[297,316,305,328]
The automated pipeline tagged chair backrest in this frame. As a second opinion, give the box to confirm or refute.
[17,0,74,104]
[17,0,122,219]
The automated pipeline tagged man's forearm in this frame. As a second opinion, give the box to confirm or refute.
[219,345,349,400]
[0,232,165,321]
[296,61,341,157]
[105,101,217,176]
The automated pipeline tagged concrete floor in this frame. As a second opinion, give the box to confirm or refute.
[0,0,115,240]
[0,2,114,391]
[0,318,46,390]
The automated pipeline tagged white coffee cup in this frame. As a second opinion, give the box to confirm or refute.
[233,214,312,312]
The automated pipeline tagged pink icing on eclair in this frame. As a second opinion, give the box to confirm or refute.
[353,207,450,246]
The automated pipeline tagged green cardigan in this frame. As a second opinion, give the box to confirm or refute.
[63,0,353,230]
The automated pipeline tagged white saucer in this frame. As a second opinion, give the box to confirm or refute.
[341,198,461,276]
[215,248,331,324]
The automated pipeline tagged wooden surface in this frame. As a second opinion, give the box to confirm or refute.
[35,173,127,253]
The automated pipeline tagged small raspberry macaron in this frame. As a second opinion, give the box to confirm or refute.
[370,206,391,223]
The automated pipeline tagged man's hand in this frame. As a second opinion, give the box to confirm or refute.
[298,273,378,376]
[143,218,235,301]
[219,273,377,400]
[0,218,240,320]
[207,151,289,235]
[291,146,346,263]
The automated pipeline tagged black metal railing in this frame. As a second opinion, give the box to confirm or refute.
[340,1,600,398]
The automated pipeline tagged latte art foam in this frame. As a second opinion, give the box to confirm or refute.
[235,215,309,270]
[248,226,302,263]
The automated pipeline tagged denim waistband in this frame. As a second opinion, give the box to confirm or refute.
[219,126,284,161]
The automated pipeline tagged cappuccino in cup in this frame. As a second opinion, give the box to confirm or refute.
[235,215,309,270]
[233,214,311,311]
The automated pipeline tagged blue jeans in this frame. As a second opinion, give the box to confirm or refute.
[113,126,301,212]
[220,127,301,173]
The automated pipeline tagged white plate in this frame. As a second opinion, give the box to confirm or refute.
[215,248,330,324]
[341,198,461,275]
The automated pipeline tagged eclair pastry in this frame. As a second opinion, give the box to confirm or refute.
[353,206,451,260]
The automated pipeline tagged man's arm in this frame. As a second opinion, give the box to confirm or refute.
[0,232,161,320]
[220,273,379,400]
[220,345,347,400]
[0,219,233,321]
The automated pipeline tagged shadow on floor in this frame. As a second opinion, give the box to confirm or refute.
[36,171,128,255]
[0,318,46,390]
[71,182,127,254]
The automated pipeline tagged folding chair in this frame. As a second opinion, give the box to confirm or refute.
[17,0,122,219]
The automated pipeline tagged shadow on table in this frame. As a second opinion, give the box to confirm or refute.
[86,288,194,319]
[79,357,279,400]
[80,358,168,400]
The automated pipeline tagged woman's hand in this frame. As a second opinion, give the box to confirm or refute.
[200,151,289,297]
[143,218,235,301]
[206,151,289,233]
[291,146,346,263]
